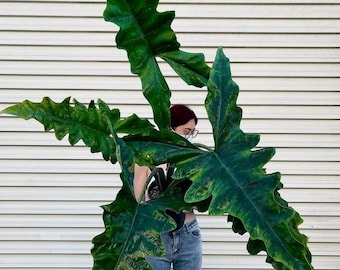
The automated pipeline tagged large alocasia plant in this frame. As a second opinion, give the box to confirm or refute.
[1,0,313,269]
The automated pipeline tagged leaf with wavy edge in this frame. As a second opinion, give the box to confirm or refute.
[91,134,196,270]
[159,50,210,87]
[185,48,312,269]
[2,97,154,163]
[104,0,210,129]
[126,48,313,270]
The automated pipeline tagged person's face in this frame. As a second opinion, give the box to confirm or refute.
[173,118,197,138]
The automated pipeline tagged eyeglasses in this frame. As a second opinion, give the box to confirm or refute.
[185,129,199,139]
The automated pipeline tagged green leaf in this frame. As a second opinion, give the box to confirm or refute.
[159,50,210,87]
[169,48,312,269]
[97,99,155,135]
[104,0,210,129]
[92,182,196,270]
[92,135,195,269]
[2,97,154,164]
[124,129,202,167]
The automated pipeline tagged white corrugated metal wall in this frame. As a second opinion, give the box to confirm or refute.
[0,0,339,269]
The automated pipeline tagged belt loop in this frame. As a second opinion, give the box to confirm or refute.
[185,222,190,233]
[184,219,196,233]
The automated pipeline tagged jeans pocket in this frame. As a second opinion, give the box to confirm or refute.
[190,228,201,239]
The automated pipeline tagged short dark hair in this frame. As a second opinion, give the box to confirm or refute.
[170,104,198,128]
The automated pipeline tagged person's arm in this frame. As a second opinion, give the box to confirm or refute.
[133,164,150,202]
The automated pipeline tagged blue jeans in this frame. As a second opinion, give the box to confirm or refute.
[147,219,202,270]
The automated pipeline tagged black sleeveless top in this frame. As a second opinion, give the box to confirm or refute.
[147,165,185,231]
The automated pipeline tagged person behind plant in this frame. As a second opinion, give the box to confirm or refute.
[134,104,202,270]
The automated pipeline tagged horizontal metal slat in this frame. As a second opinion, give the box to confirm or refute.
[279,188,340,203]
[1,46,339,63]
[162,0,340,3]
[1,75,338,91]
[265,160,340,175]
[0,201,110,215]
[0,159,118,174]
[0,132,339,148]
[0,186,119,201]
[1,200,339,216]
[1,91,339,107]
[1,2,339,19]
[172,18,340,33]
[200,216,340,233]
[0,17,112,32]
[177,33,340,48]
[1,118,339,134]
[3,103,338,120]
[0,254,337,270]
[1,146,339,161]
[0,254,92,268]
[0,146,114,160]
[2,61,339,77]
[1,32,339,47]
[0,241,91,254]
[282,175,340,188]
[2,173,339,188]
[160,3,340,19]
[2,0,339,3]
[0,172,120,187]
[0,214,104,228]
[0,227,101,241]
[203,242,340,256]
[15,240,339,257]
[0,2,104,17]
[2,17,339,34]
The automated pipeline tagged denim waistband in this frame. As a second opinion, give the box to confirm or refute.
[162,218,198,236]
[184,218,198,230]
[174,218,198,234]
